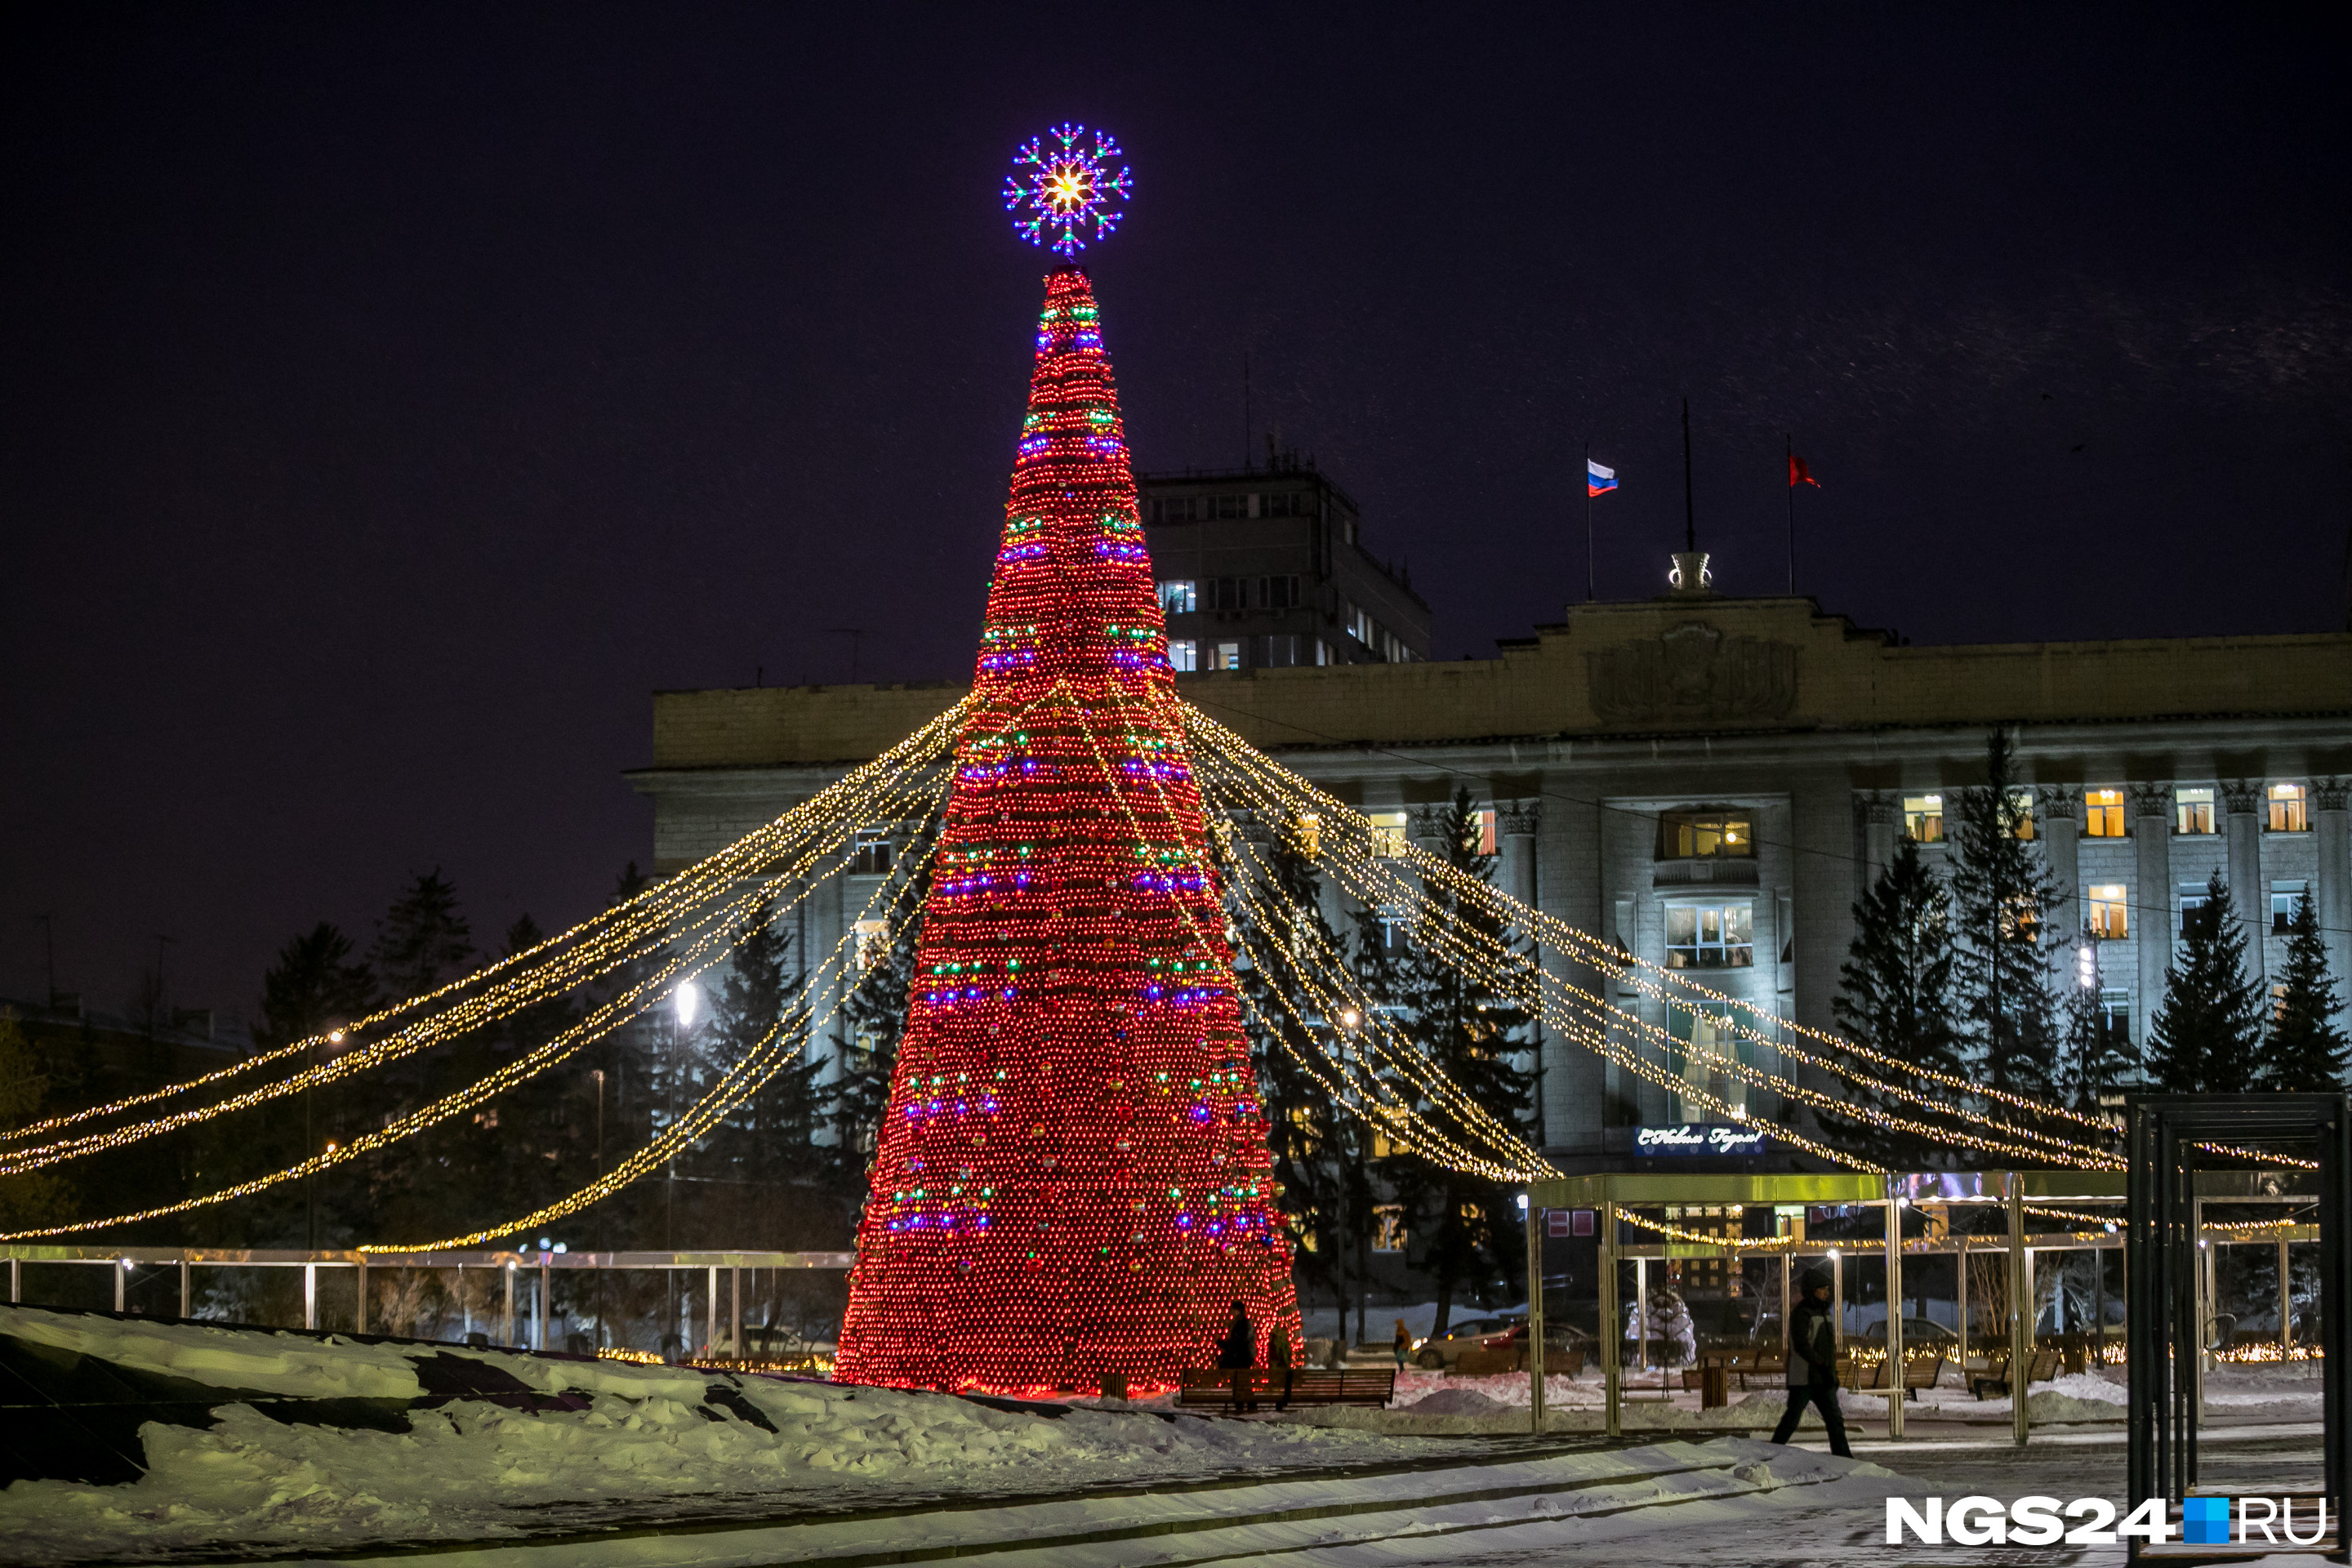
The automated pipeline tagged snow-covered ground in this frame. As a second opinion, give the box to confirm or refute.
[0,1307,1411,1564]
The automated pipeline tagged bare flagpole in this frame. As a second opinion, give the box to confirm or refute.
[1786,433,1797,595]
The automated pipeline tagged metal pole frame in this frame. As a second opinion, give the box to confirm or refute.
[1525,1196,1545,1434]
[2007,1171,2029,1448]
[1884,1182,1904,1439]
[1601,1199,1621,1438]
[2125,1094,2348,1563]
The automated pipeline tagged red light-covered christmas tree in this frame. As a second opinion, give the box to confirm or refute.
[834,265,1299,1392]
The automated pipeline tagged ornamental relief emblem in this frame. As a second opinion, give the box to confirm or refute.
[1584,621,1798,723]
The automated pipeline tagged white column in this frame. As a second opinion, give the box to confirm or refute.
[2314,779,2350,1000]
[502,1261,516,1346]
[179,1259,190,1319]
[303,1263,317,1330]
[2131,784,2172,1050]
[2222,778,2265,984]
[537,1260,550,1350]
[114,1258,126,1312]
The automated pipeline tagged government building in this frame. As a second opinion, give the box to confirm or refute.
[629,461,2352,1173]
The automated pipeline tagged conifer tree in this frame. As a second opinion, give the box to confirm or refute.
[2059,930,2136,1111]
[0,1012,75,1232]
[1829,838,1963,1164]
[705,900,831,1245]
[2147,873,2262,1094]
[372,871,474,1000]
[207,923,379,1245]
[831,826,935,1198]
[1948,729,2061,1095]
[1227,814,1353,1340]
[2257,893,2348,1090]
[1389,790,1537,1335]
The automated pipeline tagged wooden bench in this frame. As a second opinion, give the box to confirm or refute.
[1838,1352,1946,1400]
[1971,1346,2060,1400]
[1710,1348,1785,1390]
[1176,1368,1396,1411]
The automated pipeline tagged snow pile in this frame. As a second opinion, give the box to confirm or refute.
[0,1307,1406,1564]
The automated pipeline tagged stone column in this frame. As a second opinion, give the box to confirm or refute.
[1538,786,1605,1162]
[2040,785,2082,938]
[1860,792,1896,889]
[2221,778,2265,985]
[2315,778,2350,1004]
[1500,800,1544,1140]
[1788,774,1856,1143]
[2130,783,2172,1049]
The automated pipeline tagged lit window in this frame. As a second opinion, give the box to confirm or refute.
[2087,884,2128,940]
[849,830,893,876]
[2009,791,2036,840]
[1659,812,1754,858]
[1902,795,1944,844]
[1373,1204,1407,1254]
[1476,809,1497,857]
[2269,783,2308,833]
[1347,603,1379,647]
[2176,786,2214,835]
[852,919,889,971]
[1366,811,1409,858]
[1665,902,1755,969]
[1209,640,1244,670]
[1167,639,1198,672]
[2273,880,2310,934]
[2084,788,2127,838]
[1156,579,1196,614]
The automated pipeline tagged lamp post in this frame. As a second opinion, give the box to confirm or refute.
[668,980,698,1353]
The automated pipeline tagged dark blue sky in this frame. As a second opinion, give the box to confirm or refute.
[6,3,2347,1018]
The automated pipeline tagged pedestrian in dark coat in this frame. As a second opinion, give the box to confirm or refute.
[1771,1265,1852,1458]
[1217,1301,1257,1369]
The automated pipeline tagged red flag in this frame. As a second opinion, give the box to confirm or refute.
[1788,453,1820,488]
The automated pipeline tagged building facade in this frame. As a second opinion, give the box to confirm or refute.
[629,557,2352,1173]
[1138,459,1431,671]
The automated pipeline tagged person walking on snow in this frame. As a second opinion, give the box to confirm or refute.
[1771,1265,1852,1458]
[1392,1319,1413,1369]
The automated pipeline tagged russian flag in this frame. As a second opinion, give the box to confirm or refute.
[1587,458,1617,498]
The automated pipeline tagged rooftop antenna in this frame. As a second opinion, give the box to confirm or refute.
[1242,350,1253,470]
[1682,398,1696,554]
[823,628,866,684]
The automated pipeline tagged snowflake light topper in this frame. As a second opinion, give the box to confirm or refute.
[1004,124,1131,257]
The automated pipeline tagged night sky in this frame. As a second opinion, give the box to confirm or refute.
[6,5,2347,1022]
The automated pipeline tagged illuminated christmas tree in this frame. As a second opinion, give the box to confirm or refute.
[833,256,1299,1392]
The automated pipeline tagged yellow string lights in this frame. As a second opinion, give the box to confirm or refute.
[0,706,969,1241]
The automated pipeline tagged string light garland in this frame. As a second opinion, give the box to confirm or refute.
[1004,123,1131,257]
[1179,715,2133,1169]
[832,264,1298,1395]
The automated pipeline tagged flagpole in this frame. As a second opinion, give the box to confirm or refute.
[1585,441,1595,603]
[1786,433,1796,595]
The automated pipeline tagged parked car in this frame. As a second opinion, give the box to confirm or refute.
[1413,1316,1519,1370]
[1860,1316,1959,1345]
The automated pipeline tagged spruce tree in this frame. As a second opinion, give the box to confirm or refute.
[1948,729,2062,1095]
[372,870,474,1000]
[1389,790,1537,1335]
[2257,893,2348,1090]
[1829,838,1964,1164]
[0,1011,75,1232]
[2147,873,2262,1094]
[705,900,831,1245]
[832,827,935,1200]
[1227,813,1353,1340]
[2060,930,2136,1111]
